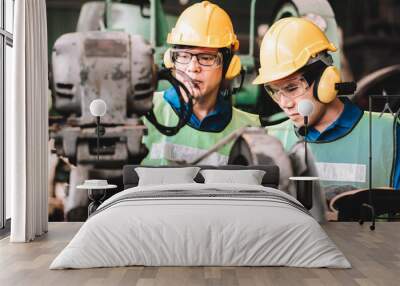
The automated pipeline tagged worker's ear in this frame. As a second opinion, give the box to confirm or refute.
[163,48,174,69]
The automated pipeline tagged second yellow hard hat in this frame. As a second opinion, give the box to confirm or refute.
[253,17,337,85]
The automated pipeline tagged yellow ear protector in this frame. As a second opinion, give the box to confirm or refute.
[312,65,341,104]
[163,48,241,80]
[305,52,356,103]
[163,48,174,69]
[224,54,241,80]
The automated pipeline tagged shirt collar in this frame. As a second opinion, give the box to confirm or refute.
[306,97,363,141]
[163,87,232,131]
[334,97,362,128]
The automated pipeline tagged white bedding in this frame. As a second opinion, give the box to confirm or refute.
[50,183,350,269]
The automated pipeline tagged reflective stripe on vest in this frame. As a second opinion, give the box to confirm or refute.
[142,92,260,165]
[149,142,228,165]
[267,112,395,188]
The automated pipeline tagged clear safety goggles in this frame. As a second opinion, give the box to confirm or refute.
[171,49,223,68]
[264,76,310,102]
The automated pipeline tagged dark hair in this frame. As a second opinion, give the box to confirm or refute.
[219,47,233,78]
[300,60,327,86]
[300,51,334,85]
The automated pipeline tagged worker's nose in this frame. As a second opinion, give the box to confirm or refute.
[186,55,201,73]
[279,95,295,109]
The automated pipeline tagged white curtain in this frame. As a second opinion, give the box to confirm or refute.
[7,0,48,242]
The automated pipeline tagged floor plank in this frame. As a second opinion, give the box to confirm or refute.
[0,222,399,286]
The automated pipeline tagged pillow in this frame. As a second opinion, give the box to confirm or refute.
[135,167,201,186]
[200,169,266,185]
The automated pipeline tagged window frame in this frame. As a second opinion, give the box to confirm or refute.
[0,0,13,231]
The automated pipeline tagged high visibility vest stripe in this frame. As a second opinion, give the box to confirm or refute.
[315,162,367,183]
[149,142,229,165]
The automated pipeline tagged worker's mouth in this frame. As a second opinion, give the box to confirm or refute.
[191,80,202,89]
[288,113,300,120]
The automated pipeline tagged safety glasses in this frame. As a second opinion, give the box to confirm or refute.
[171,49,223,68]
[264,76,310,102]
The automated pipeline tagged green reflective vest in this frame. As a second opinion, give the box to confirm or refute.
[142,92,261,165]
[267,112,395,189]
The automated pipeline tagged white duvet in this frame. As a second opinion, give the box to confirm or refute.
[50,183,350,269]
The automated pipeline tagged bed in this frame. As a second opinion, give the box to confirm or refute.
[50,165,350,269]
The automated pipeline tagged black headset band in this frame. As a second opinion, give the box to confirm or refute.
[219,47,233,78]
[301,61,327,86]
[302,60,327,101]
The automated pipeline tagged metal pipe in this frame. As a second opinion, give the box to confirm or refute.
[96,116,100,162]
[105,0,112,29]
[249,0,257,57]
[369,96,372,203]
[304,116,308,165]
[150,0,156,47]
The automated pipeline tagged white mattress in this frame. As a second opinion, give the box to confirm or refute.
[50,183,350,269]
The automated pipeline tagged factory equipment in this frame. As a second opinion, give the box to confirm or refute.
[50,30,192,220]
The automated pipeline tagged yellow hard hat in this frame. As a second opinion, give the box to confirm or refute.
[253,17,337,85]
[167,1,239,51]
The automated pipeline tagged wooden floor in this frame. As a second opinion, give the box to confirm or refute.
[1,222,399,286]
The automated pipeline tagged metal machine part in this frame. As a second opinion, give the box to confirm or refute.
[352,64,400,112]
[228,127,295,196]
[228,128,327,222]
[52,31,191,163]
[52,31,154,122]
[51,30,192,220]
[75,0,172,65]
[51,31,155,219]
[52,31,155,165]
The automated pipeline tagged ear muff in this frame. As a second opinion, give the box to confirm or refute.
[313,66,341,104]
[224,54,241,80]
[163,48,174,69]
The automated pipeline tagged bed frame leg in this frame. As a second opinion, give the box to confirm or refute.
[359,203,375,231]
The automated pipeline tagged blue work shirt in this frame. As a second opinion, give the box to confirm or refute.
[305,97,400,189]
[163,87,232,132]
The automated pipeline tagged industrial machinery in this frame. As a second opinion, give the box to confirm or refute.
[52,32,152,165]
[50,30,193,220]
[352,64,400,112]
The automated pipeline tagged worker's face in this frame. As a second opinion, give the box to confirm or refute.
[265,73,327,127]
[172,47,223,102]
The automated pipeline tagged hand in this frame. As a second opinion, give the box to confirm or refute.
[175,69,201,102]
